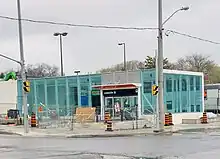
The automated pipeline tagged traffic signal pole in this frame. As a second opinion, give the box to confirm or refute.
[157,0,165,132]
[17,0,28,134]
[155,50,159,131]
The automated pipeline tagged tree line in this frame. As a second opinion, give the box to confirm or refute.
[4,63,60,79]
[3,53,219,84]
[98,53,220,84]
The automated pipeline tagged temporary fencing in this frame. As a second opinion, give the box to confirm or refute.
[37,107,98,129]
[33,104,157,134]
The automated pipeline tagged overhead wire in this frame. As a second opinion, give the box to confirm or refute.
[0,15,156,31]
[0,15,219,45]
[166,29,220,45]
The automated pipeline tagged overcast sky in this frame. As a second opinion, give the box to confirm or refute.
[0,0,219,75]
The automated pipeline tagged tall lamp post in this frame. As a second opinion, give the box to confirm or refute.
[54,32,68,76]
[74,70,81,106]
[70,70,80,131]
[118,43,127,122]
[157,2,189,132]
[118,42,127,83]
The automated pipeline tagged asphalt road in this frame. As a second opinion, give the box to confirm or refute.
[0,131,220,159]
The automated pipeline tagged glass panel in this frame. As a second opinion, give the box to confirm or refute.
[69,86,78,106]
[105,97,113,118]
[174,80,176,92]
[57,78,66,85]
[191,105,194,112]
[106,98,113,109]
[47,85,56,105]
[143,82,151,93]
[166,79,172,92]
[47,79,56,106]
[36,83,45,104]
[177,79,180,91]
[68,77,77,85]
[182,105,187,112]
[27,82,34,107]
[167,101,172,111]
[123,96,138,119]
[80,76,89,84]
[91,75,101,85]
[196,76,200,91]
[58,85,67,116]
[182,79,187,91]
[190,77,194,91]
[123,97,130,109]
[196,105,200,112]
[113,98,122,118]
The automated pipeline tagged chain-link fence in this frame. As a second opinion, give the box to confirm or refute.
[36,107,73,129]
[35,105,155,132]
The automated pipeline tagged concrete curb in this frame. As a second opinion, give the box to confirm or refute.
[0,130,22,136]
[177,127,220,133]
[66,133,143,138]
[2,126,220,138]
[66,130,179,138]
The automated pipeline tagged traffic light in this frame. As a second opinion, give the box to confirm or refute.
[23,81,30,93]
[152,85,159,96]
[204,89,207,100]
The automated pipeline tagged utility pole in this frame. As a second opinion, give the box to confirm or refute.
[157,0,164,132]
[17,0,28,133]
[156,2,189,132]
[155,50,159,130]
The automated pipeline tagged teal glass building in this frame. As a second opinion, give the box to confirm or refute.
[17,69,204,118]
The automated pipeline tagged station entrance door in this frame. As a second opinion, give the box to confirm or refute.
[92,83,141,120]
[105,96,138,120]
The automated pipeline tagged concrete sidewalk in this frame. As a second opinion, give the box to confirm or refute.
[1,122,220,138]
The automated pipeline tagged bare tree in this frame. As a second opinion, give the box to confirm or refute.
[175,53,216,73]
[25,63,60,77]
[205,66,220,84]
[98,60,144,73]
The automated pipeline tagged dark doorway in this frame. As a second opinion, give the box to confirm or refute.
[91,90,101,114]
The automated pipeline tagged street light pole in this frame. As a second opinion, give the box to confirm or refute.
[54,32,68,76]
[17,0,28,133]
[123,44,126,72]
[162,7,189,26]
[157,1,189,132]
[70,70,80,131]
[118,43,127,83]
[59,35,64,76]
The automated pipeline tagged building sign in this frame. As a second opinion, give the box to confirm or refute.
[103,89,138,97]
[91,90,100,96]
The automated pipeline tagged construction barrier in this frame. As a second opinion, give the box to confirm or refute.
[164,113,170,126]
[104,112,111,123]
[105,120,113,131]
[169,113,174,125]
[75,107,96,123]
[31,112,37,127]
[201,112,208,124]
